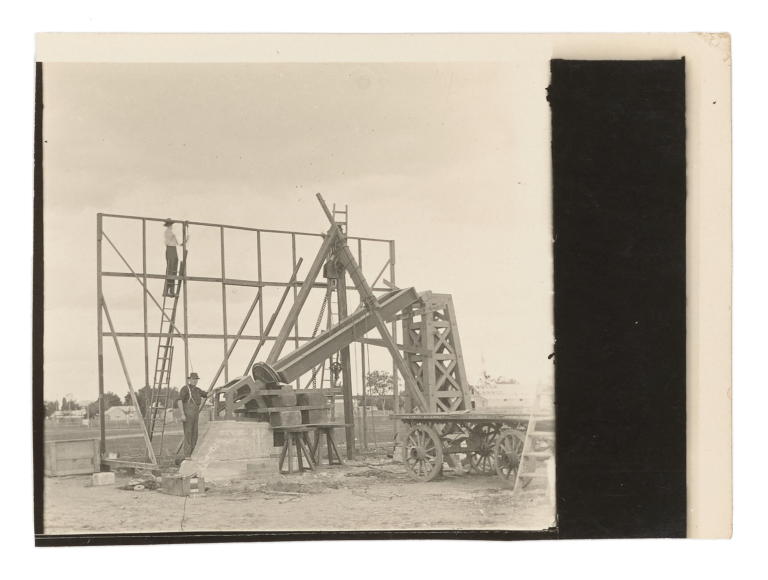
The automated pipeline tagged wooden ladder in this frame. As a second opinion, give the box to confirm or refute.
[146,263,184,441]
[514,413,556,493]
[331,203,348,234]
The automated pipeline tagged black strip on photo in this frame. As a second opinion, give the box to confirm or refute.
[550,59,687,538]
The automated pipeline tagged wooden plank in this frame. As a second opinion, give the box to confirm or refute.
[248,405,329,413]
[101,458,162,472]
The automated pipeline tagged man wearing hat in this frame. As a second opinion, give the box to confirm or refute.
[176,372,207,459]
[163,219,187,298]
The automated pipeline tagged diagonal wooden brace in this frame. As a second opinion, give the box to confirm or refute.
[316,193,429,411]
[266,230,338,364]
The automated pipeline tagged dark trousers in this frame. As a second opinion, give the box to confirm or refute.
[165,246,179,296]
[182,410,199,458]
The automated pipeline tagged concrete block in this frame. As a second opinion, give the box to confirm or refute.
[266,393,297,407]
[296,392,327,406]
[91,471,116,486]
[270,409,302,427]
[179,420,280,481]
[302,408,330,424]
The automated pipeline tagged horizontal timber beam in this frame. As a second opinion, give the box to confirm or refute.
[103,333,336,341]
[101,271,390,292]
[99,212,392,243]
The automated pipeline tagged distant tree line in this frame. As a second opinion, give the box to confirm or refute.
[44,386,181,419]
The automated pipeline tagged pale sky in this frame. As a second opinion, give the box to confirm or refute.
[43,62,553,403]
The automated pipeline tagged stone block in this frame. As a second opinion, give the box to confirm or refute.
[91,471,116,486]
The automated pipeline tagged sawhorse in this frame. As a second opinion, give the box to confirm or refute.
[306,423,346,466]
[274,426,315,474]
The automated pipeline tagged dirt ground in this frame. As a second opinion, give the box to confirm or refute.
[43,451,555,534]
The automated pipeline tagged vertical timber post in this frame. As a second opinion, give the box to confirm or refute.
[360,340,368,450]
[182,222,190,381]
[389,240,400,443]
[220,226,229,383]
[142,219,149,392]
[96,214,106,456]
[256,230,264,357]
[336,268,355,459]
[291,233,300,389]
[358,238,367,449]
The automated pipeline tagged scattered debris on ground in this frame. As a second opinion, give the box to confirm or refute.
[44,450,555,534]
[118,473,160,491]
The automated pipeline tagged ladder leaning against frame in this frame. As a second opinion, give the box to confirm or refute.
[146,245,187,456]
[510,390,556,502]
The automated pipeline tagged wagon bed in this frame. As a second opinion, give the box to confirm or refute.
[392,411,555,485]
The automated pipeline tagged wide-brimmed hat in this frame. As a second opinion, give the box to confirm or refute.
[163,218,174,226]
[189,372,200,379]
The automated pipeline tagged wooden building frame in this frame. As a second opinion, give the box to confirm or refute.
[95,209,398,461]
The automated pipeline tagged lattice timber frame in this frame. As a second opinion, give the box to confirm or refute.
[401,293,471,412]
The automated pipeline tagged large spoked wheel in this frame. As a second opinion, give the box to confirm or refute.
[468,423,499,474]
[404,424,444,482]
[494,429,525,485]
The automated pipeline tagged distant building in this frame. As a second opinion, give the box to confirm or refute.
[104,405,139,423]
[471,374,553,414]
[51,409,87,425]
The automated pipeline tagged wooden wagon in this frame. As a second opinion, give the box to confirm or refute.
[393,412,555,488]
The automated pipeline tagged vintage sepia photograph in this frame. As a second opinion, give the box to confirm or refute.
[35,30,734,544]
[40,56,557,535]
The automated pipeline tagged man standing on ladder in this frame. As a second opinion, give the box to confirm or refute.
[177,372,207,460]
[163,218,187,297]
